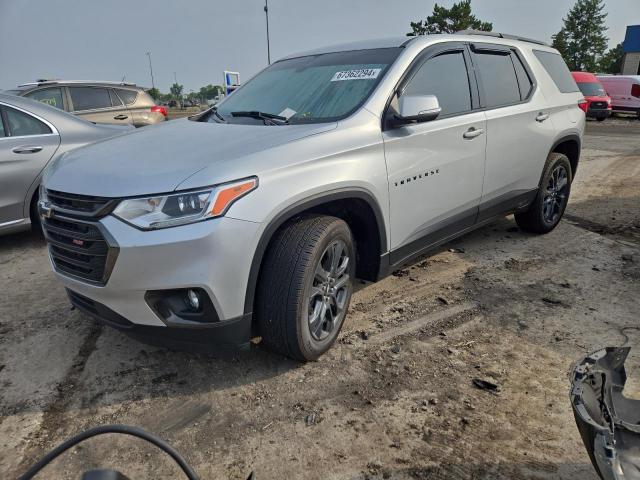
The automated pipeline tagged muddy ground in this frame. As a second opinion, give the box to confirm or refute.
[1,119,639,480]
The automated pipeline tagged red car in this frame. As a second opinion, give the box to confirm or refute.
[571,71,612,121]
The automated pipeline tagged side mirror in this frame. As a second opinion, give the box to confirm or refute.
[393,94,441,127]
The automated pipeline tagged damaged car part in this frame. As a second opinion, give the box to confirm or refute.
[570,347,640,480]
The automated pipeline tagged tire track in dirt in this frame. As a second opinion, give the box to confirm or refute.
[12,322,103,477]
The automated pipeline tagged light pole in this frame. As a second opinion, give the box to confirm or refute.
[145,52,155,90]
[173,71,178,86]
[264,0,271,65]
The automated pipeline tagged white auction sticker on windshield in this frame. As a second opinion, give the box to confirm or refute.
[331,68,381,82]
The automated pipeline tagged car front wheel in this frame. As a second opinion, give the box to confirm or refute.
[255,215,355,361]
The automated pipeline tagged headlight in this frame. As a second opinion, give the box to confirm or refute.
[113,177,257,230]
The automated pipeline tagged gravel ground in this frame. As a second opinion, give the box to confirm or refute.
[0,118,639,480]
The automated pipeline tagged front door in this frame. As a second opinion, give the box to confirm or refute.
[382,43,486,264]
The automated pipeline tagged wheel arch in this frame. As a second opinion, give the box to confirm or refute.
[243,188,387,316]
[550,134,581,179]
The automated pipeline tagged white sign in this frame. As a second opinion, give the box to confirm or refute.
[331,68,381,82]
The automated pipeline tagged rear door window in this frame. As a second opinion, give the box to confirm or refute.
[69,87,112,111]
[24,87,65,110]
[0,111,5,137]
[512,54,534,100]
[109,89,124,106]
[4,106,52,136]
[114,88,138,105]
[402,50,472,116]
[473,50,521,107]
[533,50,579,93]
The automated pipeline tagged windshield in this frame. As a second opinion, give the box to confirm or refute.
[212,48,401,124]
[577,82,606,97]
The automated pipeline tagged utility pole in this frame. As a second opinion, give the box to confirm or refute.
[145,52,155,90]
[264,0,271,65]
[173,71,178,85]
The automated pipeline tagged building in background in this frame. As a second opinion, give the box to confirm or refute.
[622,25,640,75]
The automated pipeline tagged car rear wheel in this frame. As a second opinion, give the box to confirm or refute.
[515,152,572,234]
[255,215,355,361]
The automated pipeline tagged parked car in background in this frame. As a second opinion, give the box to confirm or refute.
[40,32,584,361]
[597,75,640,119]
[0,93,133,236]
[5,80,167,127]
[571,72,611,121]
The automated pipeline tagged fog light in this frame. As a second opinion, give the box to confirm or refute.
[187,289,200,310]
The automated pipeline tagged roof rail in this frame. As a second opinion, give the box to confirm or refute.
[18,80,138,87]
[456,30,549,46]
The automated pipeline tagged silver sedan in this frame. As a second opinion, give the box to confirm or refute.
[0,93,133,235]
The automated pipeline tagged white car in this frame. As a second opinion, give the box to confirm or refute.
[40,31,585,360]
[597,75,640,118]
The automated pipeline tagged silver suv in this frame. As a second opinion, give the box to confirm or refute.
[40,32,585,361]
[6,80,166,127]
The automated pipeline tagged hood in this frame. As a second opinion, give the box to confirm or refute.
[44,119,336,197]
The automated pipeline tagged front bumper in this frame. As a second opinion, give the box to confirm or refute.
[67,288,252,351]
[49,214,261,347]
[587,108,612,120]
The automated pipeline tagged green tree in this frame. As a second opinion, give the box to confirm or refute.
[147,87,161,101]
[407,0,492,36]
[598,43,623,74]
[553,0,608,71]
[169,83,184,100]
[551,28,570,60]
[198,84,224,100]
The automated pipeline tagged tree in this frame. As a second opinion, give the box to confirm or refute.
[552,0,608,71]
[169,83,184,100]
[147,87,161,101]
[407,0,492,36]
[198,84,224,100]
[598,43,623,74]
[551,28,570,60]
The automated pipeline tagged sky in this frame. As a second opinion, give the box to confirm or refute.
[1,0,639,93]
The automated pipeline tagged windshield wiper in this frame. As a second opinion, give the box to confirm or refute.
[208,107,226,123]
[230,111,288,125]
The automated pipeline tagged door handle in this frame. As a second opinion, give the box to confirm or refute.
[114,114,128,120]
[463,127,484,139]
[536,112,550,122]
[12,145,43,154]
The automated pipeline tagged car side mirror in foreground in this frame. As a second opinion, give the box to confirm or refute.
[393,94,442,127]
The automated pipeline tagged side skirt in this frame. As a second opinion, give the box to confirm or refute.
[378,188,537,277]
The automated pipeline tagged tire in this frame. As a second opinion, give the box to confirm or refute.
[515,152,572,234]
[596,117,606,122]
[255,215,355,361]
[29,192,43,236]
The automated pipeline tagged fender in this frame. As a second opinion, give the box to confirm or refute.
[243,187,387,316]
[549,133,582,178]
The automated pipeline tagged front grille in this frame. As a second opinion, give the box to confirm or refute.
[46,189,116,217]
[43,215,118,285]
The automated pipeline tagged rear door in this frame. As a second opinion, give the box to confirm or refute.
[68,86,133,125]
[471,44,556,220]
[382,42,487,260]
[114,88,153,126]
[0,104,60,225]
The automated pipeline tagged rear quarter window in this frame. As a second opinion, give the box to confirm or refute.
[533,50,579,93]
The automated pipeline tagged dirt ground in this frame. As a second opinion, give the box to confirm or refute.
[1,118,639,480]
